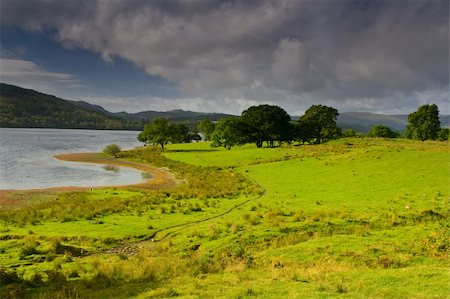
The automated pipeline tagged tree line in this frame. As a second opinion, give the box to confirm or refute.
[138,118,201,150]
[137,103,448,150]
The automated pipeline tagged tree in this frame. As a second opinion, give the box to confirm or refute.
[170,123,191,143]
[367,125,397,138]
[103,144,121,158]
[294,118,314,144]
[438,128,449,141]
[211,117,249,150]
[139,118,197,149]
[137,131,147,144]
[198,119,216,141]
[405,104,440,141]
[138,117,172,150]
[241,104,292,147]
[342,129,360,138]
[298,105,341,144]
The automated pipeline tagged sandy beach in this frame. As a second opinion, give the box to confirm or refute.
[0,152,179,204]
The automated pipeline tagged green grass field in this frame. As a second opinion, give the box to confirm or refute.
[0,138,448,298]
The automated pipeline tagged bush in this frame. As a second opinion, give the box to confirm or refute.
[103,144,121,158]
[342,129,361,138]
[367,125,397,138]
[438,128,449,141]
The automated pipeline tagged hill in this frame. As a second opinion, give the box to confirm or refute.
[1,83,448,132]
[337,112,449,133]
[0,84,232,130]
[0,139,448,298]
[0,83,141,130]
[121,109,233,122]
[336,112,409,133]
[69,100,233,122]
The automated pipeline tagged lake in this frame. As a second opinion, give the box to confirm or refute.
[0,128,145,189]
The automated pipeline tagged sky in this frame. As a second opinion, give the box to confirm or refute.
[0,0,448,115]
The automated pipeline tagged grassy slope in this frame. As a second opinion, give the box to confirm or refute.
[0,138,448,298]
[163,139,449,298]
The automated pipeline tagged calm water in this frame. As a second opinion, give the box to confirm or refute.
[0,128,145,189]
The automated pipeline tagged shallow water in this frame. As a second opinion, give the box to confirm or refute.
[0,128,145,189]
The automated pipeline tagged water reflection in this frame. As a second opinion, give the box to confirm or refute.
[0,128,145,189]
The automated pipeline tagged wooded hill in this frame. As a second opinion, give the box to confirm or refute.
[0,84,232,130]
[0,83,142,130]
[1,83,448,132]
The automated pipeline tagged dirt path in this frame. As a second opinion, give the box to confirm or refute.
[1,152,265,257]
[104,189,267,255]
[149,190,266,242]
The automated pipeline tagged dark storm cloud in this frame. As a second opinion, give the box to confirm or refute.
[1,0,448,114]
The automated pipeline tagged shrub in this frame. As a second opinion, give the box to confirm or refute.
[438,128,449,141]
[368,125,397,138]
[103,144,121,158]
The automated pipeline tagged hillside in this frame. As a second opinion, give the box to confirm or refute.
[1,83,448,132]
[124,109,233,122]
[336,112,408,132]
[1,139,448,298]
[0,83,141,130]
[338,112,449,133]
[0,83,232,130]
[69,100,234,122]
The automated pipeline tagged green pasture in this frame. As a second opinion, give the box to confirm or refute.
[0,138,448,298]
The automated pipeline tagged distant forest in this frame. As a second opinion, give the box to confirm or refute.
[0,83,143,130]
[0,83,232,130]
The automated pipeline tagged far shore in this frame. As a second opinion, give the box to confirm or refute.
[0,152,180,203]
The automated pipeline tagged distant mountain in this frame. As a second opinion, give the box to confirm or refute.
[0,83,233,130]
[66,99,115,116]
[337,112,449,133]
[2,83,448,132]
[124,109,233,122]
[0,83,141,130]
[69,101,233,122]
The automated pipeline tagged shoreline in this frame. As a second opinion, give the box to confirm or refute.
[0,152,179,201]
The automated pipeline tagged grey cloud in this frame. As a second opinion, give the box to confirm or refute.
[1,0,448,114]
[0,57,82,92]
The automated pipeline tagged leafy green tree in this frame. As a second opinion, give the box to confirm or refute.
[294,118,314,144]
[211,117,249,150]
[170,123,191,143]
[438,128,449,141]
[342,129,360,138]
[405,104,441,141]
[241,104,292,147]
[138,118,172,150]
[137,131,147,144]
[103,144,121,158]
[298,105,341,144]
[367,125,398,138]
[198,119,216,141]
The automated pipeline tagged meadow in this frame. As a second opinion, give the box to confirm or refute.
[0,138,448,298]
